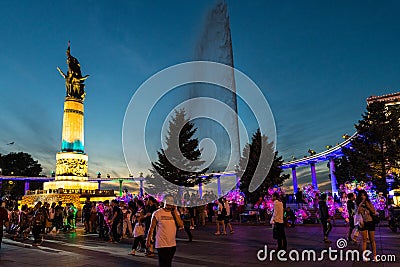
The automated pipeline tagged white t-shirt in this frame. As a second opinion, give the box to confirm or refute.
[133,222,145,237]
[152,208,178,248]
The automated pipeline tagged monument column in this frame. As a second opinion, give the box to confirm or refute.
[44,42,96,192]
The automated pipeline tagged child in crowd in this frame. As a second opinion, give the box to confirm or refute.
[130,217,146,255]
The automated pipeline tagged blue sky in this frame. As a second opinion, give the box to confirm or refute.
[1,0,400,193]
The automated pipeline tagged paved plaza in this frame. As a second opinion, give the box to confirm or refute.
[1,222,399,267]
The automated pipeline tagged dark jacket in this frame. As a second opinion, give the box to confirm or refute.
[318,200,329,221]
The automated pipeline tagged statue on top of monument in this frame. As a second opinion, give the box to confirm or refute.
[57,41,89,101]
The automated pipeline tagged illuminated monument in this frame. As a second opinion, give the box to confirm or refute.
[43,42,97,191]
[20,44,117,209]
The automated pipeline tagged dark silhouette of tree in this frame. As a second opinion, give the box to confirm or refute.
[0,152,43,197]
[150,109,209,192]
[335,102,400,192]
[238,129,289,204]
[0,152,42,176]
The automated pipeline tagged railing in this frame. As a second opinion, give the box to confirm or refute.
[281,132,357,168]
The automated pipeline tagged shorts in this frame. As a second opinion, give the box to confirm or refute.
[217,214,224,221]
[359,221,375,232]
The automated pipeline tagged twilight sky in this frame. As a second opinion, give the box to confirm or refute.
[0,0,399,193]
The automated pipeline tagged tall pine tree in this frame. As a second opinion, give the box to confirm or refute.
[150,109,209,190]
[238,129,289,204]
[335,101,400,192]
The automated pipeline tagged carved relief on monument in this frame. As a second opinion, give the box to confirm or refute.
[56,157,88,177]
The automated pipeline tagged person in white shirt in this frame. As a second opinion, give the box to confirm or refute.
[146,194,183,267]
[130,217,146,255]
[270,192,287,251]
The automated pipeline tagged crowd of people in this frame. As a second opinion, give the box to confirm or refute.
[5,200,78,245]
[318,189,380,261]
[268,189,380,262]
[0,192,236,266]
[0,188,384,264]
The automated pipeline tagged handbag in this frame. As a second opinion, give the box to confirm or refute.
[367,207,380,224]
[354,213,364,228]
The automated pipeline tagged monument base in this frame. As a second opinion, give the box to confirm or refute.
[43,180,98,191]
[21,191,116,217]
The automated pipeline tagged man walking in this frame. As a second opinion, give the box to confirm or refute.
[110,200,122,243]
[146,194,183,267]
[319,193,332,243]
[270,192,287,251]
[32,201,45,246]
[0,200,10,249]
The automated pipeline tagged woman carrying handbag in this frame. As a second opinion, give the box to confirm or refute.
[356,190,377,262]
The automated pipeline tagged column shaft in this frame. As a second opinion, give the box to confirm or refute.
[292,167,298,193]
[119,180,123,197]
[217,176,221,197]
[139,179,144,197]
[310,162,318,189]
[198,182,203,198]
[24,181,30,195]
[330,158,338,197]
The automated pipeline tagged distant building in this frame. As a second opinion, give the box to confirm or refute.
[367,92,400,107]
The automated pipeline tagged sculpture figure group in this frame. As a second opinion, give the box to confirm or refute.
[57,41,89,100]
